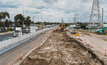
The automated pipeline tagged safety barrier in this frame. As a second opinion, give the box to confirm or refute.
[6,29,54,65]
[0,26,58,55]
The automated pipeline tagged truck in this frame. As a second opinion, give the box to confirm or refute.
[14,27,22,37]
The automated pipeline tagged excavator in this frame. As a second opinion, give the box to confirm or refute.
[60,23,66,30]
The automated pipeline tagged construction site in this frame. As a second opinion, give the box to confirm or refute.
[1,0,107,65]
[18,20,107,65]
[19,28,106,65]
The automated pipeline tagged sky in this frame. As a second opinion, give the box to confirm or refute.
[0,0,107,23]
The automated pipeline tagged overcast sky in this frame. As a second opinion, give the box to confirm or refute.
[0,0,107,23]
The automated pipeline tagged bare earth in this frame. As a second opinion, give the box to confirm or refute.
[21,30,101,65]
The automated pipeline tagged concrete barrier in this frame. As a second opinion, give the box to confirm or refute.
[0,26,58,55]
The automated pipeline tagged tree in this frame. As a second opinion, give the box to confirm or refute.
[0,22,4,27]
[24,16,31,26]
[0,11,10,27]
[80,24,86,29]
[0,12,4,22]
[14,14,25,27]
[2,12,10,19]
[5,19,12,27]
[26,16,30,20]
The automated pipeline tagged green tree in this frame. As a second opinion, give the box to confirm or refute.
[24,16,31,26]
[14,14,25,27]
[80,24,86,29]
[0,11,10,27]
[0,22,4,27]
[0,12,4,22]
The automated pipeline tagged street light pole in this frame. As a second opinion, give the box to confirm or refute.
[22,7,24,28]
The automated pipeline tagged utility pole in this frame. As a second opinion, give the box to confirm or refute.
[101,8,103,31]
[33,16,35,26]
[70,20,71,25]
[61,18,64,24]
[74,14,77,26]
[89,0,101,33]
[22,7,24,28]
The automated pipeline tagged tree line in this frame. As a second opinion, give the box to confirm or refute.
[0,11,33,27]
[0,11,60,28]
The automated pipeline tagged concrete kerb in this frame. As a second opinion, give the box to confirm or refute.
[0,31,14,36]
[13,30,54,65]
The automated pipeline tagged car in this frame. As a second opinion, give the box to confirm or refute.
[41,32,44,34]
[3,37,13,41]
[22,29,30,34]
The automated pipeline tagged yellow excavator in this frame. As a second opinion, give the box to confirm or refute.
[60,23,66,30]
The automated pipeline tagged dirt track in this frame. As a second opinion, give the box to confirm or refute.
[21,30,102,65]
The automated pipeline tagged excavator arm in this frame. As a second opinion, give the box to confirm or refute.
[60,23,65,30]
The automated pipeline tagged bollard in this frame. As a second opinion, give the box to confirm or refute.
[21,52,22,60]
[105,49,106,56]
[92,43,93,48]
[32,44,34,49]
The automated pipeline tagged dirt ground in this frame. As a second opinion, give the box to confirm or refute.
[21,30,102,65]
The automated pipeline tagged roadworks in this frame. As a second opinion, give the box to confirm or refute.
[21,30,102,65]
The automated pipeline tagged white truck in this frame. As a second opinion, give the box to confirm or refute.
[14,27,22,37]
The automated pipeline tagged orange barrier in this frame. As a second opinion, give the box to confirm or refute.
[32,44,34,49]
[92,43,93,48]
[105,49,106,56]
[21,52,22,60]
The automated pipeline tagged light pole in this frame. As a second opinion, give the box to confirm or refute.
[22,7,24,28]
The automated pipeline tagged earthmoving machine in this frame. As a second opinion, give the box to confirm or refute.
[60,23,66,30]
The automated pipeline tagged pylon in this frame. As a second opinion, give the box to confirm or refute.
[105,49,106,56]
[89,0,101,32]
[21,52,22,60]
[32,44,34,49]
[92,43,93,48]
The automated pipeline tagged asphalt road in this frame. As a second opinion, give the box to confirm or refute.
[0,33,14,42]
[0,30,50,65]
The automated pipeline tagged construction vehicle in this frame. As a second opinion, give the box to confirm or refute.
[98,28,107,34]
[60,23,66,30]
[98,24,107,34]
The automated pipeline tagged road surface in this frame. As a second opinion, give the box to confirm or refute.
[0,30,50,65]
[0,33,14,42]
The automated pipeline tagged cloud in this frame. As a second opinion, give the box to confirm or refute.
[36,6,45,9]
[0,1,18,8]
[0,0,107,23]
[42,0,58,4]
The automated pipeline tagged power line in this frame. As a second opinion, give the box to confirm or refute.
[78,0,88,22]
[80,0,106,22]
